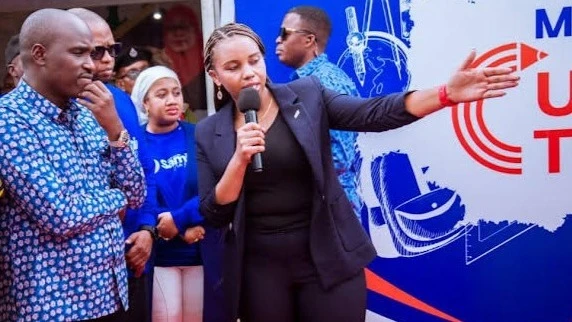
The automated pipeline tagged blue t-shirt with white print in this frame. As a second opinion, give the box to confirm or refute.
[145,122,202,267]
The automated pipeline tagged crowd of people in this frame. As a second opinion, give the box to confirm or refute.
[0,5,519,322]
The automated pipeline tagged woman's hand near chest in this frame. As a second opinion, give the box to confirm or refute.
[213,122,266,205]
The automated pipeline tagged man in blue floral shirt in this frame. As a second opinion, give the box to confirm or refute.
[0,9,145,322]
[276,6,363,218]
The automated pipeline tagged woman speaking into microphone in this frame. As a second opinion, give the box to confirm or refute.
[196,22,519,322]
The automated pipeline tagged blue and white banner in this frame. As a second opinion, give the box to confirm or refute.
[237,1,572,321]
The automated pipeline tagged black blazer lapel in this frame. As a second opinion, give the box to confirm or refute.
[268,83,325,193]
[213,103,236,172]
[212,104,247,235]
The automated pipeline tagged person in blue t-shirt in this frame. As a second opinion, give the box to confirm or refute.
[131,66,205,322]
[69,8,158,322]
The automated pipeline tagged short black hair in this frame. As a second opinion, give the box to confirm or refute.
[287,6,331,48]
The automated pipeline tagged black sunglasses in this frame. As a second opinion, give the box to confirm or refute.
[90,43,122,61]
[278,27,314,41]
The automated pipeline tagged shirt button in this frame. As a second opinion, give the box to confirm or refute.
[229,222,233,231]
[321,195,326,201]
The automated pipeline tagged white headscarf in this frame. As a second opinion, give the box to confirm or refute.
[130,65,181,125]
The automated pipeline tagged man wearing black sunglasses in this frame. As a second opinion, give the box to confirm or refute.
[275,6,364,222]
[69,8,158,322]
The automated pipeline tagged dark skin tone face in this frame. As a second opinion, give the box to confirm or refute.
[88,20,117,82]
[208,35,269,105]
[275,13,318,69]
[20,10,95,108]
[115,60,150,94]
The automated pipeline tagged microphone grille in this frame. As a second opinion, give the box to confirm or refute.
[237,87,261,112]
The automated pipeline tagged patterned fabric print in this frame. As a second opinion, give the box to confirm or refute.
[291,54,363,216]
[0,82,146,321]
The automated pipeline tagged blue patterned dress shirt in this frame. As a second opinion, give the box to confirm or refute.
[0,81,146,321]
[291,54,362,216]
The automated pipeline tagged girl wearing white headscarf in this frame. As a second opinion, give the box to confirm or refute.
[132,66,205,322]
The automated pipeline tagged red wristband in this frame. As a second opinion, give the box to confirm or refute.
[438,84,456,107]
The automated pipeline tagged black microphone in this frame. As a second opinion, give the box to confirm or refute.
[237,87,263,172]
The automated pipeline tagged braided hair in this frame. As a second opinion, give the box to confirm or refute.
[203,22,266,109]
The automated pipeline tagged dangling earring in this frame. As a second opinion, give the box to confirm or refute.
[216,85,223,100]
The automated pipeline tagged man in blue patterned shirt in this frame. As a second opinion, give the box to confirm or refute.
[275,6,363,218]
[0,9,145,321]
